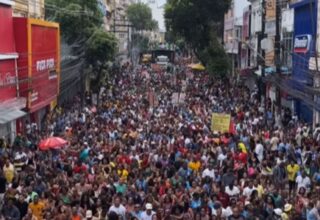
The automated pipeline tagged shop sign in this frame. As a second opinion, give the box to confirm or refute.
[36,58,55,72]
[294,35,312,53]
[0,72,16,86]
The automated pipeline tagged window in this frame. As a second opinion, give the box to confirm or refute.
[49,70,57,80]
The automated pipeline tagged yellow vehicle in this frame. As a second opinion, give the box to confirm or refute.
[141,54,152,64]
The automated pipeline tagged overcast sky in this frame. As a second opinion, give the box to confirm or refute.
[141,0,166,31]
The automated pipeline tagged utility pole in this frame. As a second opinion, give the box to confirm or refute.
[261,0,266,106]
[113,0,116,34]
[275,0,282,110]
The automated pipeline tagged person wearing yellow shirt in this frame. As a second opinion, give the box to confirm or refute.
[286,161,300,197]
[29,195,46,220]
[3,160,15,183]
[117,168,129,180]
[238,142,247,153]
[253,179,264,198]
[188,158,201,172]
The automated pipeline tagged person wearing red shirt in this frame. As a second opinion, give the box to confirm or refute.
[234,148,247,165]
[217,186,230,208]
[117,154,131,165]
[73,161,87,174]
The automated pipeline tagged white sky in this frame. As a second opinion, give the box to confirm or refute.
[141,0,167,31]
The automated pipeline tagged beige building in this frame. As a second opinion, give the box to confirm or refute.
[12,0,45,18]
[112,0,134,53]
[144,30,165,44]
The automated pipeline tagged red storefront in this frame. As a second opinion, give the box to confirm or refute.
[13,18,60,131]
[0,1,26,141]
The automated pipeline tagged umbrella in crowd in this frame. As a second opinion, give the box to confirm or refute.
[188,63,206,71]
[38,136,68,150]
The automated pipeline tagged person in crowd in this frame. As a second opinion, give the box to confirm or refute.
[0,62,319,220]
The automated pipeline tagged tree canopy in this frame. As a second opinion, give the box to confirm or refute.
[165,0,231,76]
[46,0,103,44]
[126,3,158,31]
[46,0,118,90]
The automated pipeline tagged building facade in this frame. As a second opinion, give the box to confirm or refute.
[291,0,318,123]
[0,0,26,142]
[14,18,60,132]
[224,0,250,76]
[229,0,320,124]
[112,0,134,53]
[12,0,45,19]
[0,0,60,141]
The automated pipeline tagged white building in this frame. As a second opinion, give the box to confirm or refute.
[224,0,251,75]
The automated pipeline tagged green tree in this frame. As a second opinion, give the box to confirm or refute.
[86,28,118,91]
[46,0,103,44]
[46,0,117,93]
[126,3,158,31]
[165,0,231,76]
[131,33,150,52]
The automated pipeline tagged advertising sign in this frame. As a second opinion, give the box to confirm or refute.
[31,23,59,111]
[294,35,312,53]
[211,113,231,133]
[14,18,60,112]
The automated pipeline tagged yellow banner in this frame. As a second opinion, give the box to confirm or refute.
[211,113,231,133]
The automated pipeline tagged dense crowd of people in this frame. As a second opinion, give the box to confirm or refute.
[1,62,320,220]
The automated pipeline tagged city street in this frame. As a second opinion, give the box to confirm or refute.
[1,0,320,220]
[1,59,320,220]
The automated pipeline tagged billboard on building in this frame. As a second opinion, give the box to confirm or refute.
[14,18,60,112]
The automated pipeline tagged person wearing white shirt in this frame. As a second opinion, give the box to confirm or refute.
[270,134,279,151]
[255,140,264,163]
[108,197,126,219]
[202,164,215,181]
[296,171,311,192]
[225,184,240,198]
[217,149,227,167]
[211,203,233,218]
[242,181,256,199]
[141,203,155,220]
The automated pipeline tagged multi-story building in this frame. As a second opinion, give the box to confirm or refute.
[12,0,45,19]
[224,0,250,75]
[0,0,26,141]
[98,0,113,32]
[144,30,165,45]
[0,0,60,141]
[234,0,319,124]
[112,0,134,53]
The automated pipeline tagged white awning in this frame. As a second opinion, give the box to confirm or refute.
[0,53,19,60]
[0,109,26,124]
[0,0,13,6]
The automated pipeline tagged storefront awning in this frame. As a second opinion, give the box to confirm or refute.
[0,109,26,124]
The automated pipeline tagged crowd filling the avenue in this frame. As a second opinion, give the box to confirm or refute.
[1,62,320,220]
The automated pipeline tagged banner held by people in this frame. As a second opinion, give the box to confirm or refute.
[211,113,231,133]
